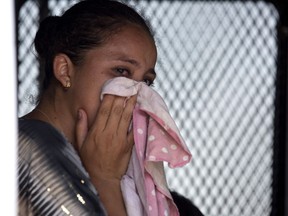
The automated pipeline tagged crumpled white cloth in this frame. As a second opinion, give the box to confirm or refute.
[101,77,192,216]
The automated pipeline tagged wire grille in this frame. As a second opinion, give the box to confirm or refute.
[17,1,279,215]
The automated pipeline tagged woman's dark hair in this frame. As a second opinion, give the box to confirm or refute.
[34,0,154,90]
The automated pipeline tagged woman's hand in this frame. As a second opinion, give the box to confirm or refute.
[75,94,136,215]
[76,94,136,180]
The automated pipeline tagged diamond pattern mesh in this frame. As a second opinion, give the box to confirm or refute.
[18,0,39,115]
[17,1,279,215]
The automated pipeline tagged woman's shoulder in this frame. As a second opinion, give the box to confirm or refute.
[18,118,73,156]
[19,118,67,164]
[17,118,72,171]
[18,118,65,144]
[17,118,79,169]
[17,118,107,215]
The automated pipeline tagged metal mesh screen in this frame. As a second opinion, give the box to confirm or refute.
[17,0,39,115]
[17,1,279,215]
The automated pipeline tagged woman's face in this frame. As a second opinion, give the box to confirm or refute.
[69,24,157,127]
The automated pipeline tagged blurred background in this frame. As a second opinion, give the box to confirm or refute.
[15,0,288,215]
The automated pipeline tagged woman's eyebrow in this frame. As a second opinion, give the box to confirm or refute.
[116,57,140,67]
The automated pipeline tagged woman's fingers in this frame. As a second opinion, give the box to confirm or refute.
[105,95,137,134]
[76,94,137,181]
[95,95,136,135]
[91,95,114,132]
[105,96,126,131]
[118,95,137,134]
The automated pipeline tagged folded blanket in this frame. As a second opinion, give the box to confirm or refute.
[101,77,192,216]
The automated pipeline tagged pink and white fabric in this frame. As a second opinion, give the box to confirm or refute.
[101,77,192,216]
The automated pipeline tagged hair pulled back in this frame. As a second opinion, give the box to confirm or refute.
[34,0,154,90]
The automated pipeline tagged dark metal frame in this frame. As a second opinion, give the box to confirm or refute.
[271,1,288,216]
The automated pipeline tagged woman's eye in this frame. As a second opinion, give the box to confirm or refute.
[115,68,130,76]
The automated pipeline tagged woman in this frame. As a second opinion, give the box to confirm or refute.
[18,0,156,215]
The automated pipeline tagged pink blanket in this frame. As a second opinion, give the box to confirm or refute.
[101,77,192,216]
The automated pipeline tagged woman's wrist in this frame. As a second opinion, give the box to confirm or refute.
[91,176,127,216]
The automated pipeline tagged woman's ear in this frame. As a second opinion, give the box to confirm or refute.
[53,54,73,89]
